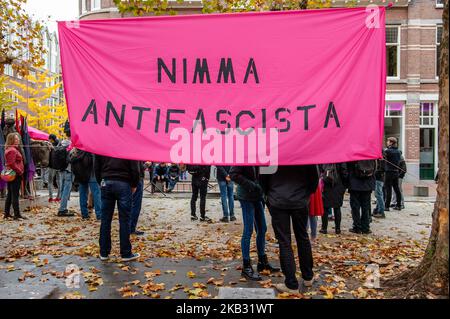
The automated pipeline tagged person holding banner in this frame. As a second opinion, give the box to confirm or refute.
[230,166,279,281]
[187,165,212,222]
[261,165,319,293]
[95,155,141,262]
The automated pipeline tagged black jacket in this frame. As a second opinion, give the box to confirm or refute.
[260,165,319,210]
[399,156,407,179]
[384,146,401,172]
[187,165,211,186]
[95,155,140,188]
[168,164,180,178]
[320,163,348,209]
[230,166,263,202]
[216,166,232,182]
[347,161,376,192]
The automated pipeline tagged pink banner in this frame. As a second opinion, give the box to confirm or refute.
[58,7,386,165]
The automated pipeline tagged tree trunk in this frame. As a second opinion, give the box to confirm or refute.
[384,0,449,299]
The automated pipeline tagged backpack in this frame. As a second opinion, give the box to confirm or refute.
[354,160,376,178]
[71,151,93,184]
[49,144,69,171]
[322,164,338,186]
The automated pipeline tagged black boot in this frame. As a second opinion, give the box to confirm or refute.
[241,260,262,281]
[257,255,280,273]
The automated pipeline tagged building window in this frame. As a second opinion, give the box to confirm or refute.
[81,0,87,13]
[386,26,400,79]
[436,0,444,8]
[420,102,436,127]
[384,102,403,152]
[436,25,443,77]
[91,0,101,10]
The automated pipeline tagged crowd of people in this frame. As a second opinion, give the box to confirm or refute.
[1,123,408,293]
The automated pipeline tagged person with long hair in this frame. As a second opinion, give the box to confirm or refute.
[3,133,26,220]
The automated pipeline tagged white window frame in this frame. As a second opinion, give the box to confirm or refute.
[81,0,87,13]
[436,25,443,79]
[384,102,405,155]
[436,0,444,8]
[386,25,401,80]
[91,0,101,10]
[419,101,439,177]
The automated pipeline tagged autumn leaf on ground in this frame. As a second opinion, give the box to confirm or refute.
[118,286,139,298]
[60,291,85,299]
[187,271,196,278]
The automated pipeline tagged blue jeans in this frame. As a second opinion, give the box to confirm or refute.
[239,200,267,261]
[99,180,133,258]
[375,180,385,213]
[58,170,73,212]
[218,181,234,218]
[307,216,317,238]
[79,176,102,219]
[130,179,144,233]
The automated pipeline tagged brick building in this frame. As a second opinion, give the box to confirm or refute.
[78,0,444,183]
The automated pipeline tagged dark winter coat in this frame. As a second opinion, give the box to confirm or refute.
[260,165,319,210]
[229,166,263,202]
[321,163,348,209]
[94,155,140,188]
[216,166,232,182]
[187,165,211,186]
[384,146,401,172]
[347,162,376,192]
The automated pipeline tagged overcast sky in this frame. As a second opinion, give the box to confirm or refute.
[25,0,79,33]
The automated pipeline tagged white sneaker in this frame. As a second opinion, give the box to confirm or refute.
[303,278,314,287]
[121,253,140,262]
[99,255,109,261]
[274,283,299,294]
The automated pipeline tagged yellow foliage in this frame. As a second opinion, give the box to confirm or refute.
[9,71,68,138]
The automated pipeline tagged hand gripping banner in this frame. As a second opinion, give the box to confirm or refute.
[58,7,386,165]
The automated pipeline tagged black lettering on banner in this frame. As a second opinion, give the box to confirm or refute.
[216,109,231,134]
[193,58,211,84]
[275,107,291,133]
[243,58,259,84]
[192,109,207,133]
[158,58,176,83]
[105,101,126,128]
[183,58,187,84]
[297,104,316,130]
[261,108,267,132]
[236,110,255,135]
[132,106,151,130]
[324,101,341,128]
[165,109,185,133]
[155,109,161,133]
[217,58,236,83]
[82,99,98,124]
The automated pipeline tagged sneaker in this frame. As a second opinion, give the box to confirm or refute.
[57,210,75,217]
[362,230,372,235]
[219,217,229,223]
[393,207,402,211]
[319,229,327,234]
[99,255,109,261]
[191,215,198,221]
[373,213,386,219]
[335,229,341,235]
[349,228,362,234]
[131,231,145,236]
[200,216,212,223]
[121,253,140,262]
[274,283,299,295]
[14,215,27,220]
[230,216,237,222]
[303,278,314,287]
